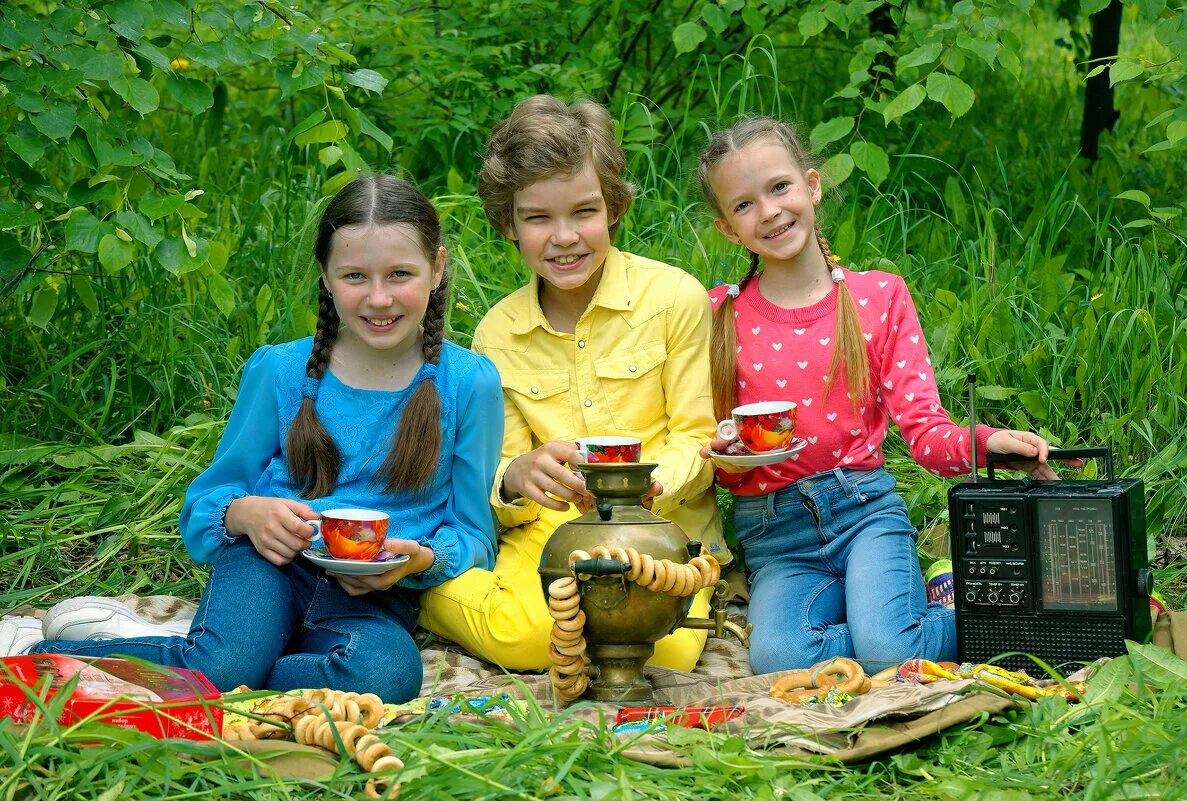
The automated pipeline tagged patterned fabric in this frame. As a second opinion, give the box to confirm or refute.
[708,269,1000,496]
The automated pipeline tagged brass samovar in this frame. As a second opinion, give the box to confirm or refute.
[538,462,750,702]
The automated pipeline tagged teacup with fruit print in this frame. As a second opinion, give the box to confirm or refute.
[310,508,389,561]
[716,401,797,454]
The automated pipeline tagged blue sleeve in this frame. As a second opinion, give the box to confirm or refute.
[399,356,503,588]
[178,346,281,565]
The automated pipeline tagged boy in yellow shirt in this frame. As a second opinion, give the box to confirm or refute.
[420,95,728,671]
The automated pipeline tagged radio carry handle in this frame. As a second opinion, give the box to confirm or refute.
[985,447,1114,482]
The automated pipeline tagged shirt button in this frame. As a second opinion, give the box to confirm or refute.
[584,399,593,407]
[628,364,637,372]
[578,340,586,348]
[530,386,539,394]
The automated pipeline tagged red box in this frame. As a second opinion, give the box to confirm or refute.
[616,705,745,728]
[0,654,223,740]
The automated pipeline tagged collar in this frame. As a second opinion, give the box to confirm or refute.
[508,247,633,335]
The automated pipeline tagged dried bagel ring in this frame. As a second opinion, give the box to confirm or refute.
[811,657,865,695]
[770,670,814,697]
[667,565,692,597]
[551,653,587,676]
[551,627,584,647]
[554,638,587,657]
[548,576,578,599]
[645,559,669,593]
[624,547,643,581]
[548,592,581,614]
[554,610,586,632]
[690,556,715,588]
[635,553,656,586]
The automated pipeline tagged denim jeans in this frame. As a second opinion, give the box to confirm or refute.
[31,537,423,702]
[734,467,955,675]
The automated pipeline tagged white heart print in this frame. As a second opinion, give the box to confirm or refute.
[849,428,861,436]
[772,342,783,351]
[794,328,806,336]
[801,398,813,407]
[826,412,838,421]
[776,378,787,388]
[751,326,761,335]
[819,338,830,346]
[896,360,906,369]
[878,280,889,288]
[753,363,763,371]
[905,392,915,401]
[910,335,919,344]
[832,449,842,458]
[883,379,893,389]
[864,332,873,342]
[797,361,808,369]
[808,436,818,444]
[858,298,868,306]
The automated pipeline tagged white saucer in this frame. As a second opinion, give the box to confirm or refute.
[710,437,808,467]
[301,536,410,575]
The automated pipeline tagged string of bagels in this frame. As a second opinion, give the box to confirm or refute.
[546,544,721,703]
[223,688,401,799]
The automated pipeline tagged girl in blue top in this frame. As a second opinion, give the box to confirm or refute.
[18,176,503,702]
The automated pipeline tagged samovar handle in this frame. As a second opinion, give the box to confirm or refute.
[597,500,614,521]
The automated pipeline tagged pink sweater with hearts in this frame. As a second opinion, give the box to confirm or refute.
[708,268,999,497]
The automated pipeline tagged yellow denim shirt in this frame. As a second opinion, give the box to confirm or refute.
[471,248,729,560]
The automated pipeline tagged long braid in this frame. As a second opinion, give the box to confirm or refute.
[379,272,448,495]
[286,283,343,498]
[710,252,760,421]
[816,225,871,406]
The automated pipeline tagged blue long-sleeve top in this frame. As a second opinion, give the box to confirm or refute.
[179,337,503,589]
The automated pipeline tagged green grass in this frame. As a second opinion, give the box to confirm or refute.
[2,1,1186,797]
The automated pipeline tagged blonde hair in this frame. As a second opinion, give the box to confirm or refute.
[477,95,636,239]
[698,118,871,419]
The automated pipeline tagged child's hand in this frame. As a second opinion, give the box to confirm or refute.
[985,430,1084,480]
[700,437,751,474]
[641,480,663,510]
[225,496,316,566]
[502,441,594,512]
[331,538,434,596]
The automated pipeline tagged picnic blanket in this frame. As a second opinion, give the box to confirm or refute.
[7,596,1186,766]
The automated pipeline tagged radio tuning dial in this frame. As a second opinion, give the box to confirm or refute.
[1008,591,1021,604]
[987,591,1000,604]
[965,591,977,603]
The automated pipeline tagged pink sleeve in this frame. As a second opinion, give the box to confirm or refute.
[879,278,999,476]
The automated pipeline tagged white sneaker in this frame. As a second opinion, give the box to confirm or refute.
[0,616,45,657]
[43,597,193,641]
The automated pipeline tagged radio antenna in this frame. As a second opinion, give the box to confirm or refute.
[967,373,979,482]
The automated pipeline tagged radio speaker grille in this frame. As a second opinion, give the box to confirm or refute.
[958,616,1127,672]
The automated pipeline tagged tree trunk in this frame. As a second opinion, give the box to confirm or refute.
[1079,0,1123,163]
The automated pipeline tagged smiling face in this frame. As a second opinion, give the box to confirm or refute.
[507,160,615,301]
[710,139,824,272]
[322,223,445,358]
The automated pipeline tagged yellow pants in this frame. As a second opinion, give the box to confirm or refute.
[419,505,711,672]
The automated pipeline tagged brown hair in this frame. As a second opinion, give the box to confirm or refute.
[286,175,447,498]
[477,95,636,239]
[697,117,871,419]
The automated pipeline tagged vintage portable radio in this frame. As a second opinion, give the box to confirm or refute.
[947,377,1152,672]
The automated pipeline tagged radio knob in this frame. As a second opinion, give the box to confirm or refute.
[1138,569,1153,597]
[987,591,1000,604]
[1008,592,1021,604]
[965,591,978,604]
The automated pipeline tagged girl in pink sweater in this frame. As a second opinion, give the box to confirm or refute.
[698,118,1062,675]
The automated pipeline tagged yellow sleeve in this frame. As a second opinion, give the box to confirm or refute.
[649,271,716,519]
[473,323,541,530]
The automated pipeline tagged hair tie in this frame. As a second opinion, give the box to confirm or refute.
[420,363,439,383]
[724,283,740,298]
[830,267,846,284]
[301,376,319,401]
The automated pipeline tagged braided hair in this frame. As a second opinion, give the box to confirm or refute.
[697,118,871,417]
[286,176,447,498]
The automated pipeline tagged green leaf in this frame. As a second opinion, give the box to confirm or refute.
[29,285,58,330]
[850,141,890,186]
[318,145,342,167]
[1018,390,1049,421]
[294,120,348,147]
[897,42,943,71]
[672,21,707,54]
[31,103,78,141]
[1084,656,1131,703]
[1115,189,1151,208]
[65,212,112,253]
[82,51,125,81]
[74,275,99,314]
[821,152,854,186]
[1126,642,1187,687]
[114,210,164,248]
[799,9,827,40]
[109,75,160,115]
[139,191,186,221]
[1167,120,1187,144]
[276,61,326,97]
[98,233,135,272]
[975,385,1018,401]
[165,75,214,114]
[926,72,975,117]
[1109,60,1143,86]
[809,116,855,150]
[1080,0,1111,13]
[956,33,997,66]
[0,202,39,228]
[343,69,388,93]
[883,83,926,125]
[208,272,235,317]
[701,3,729,34]
[6,132,47,166]
[357,109,393,152]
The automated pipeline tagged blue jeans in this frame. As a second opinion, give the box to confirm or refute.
[734,467,955,675]
[31,537,423,702]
